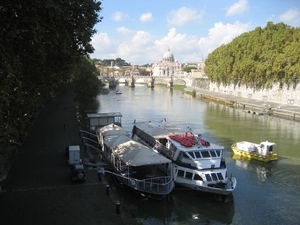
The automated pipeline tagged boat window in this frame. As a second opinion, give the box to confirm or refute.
[194,174,203,181]
[211,173,218,181]
[201,150,210,158]
[205,174,212,181]
[210,150,217,157]
[187,152,194,158]
[185,172,193,179]
[177,170,185,177]
[217,173,224,180]
[194,151,201,158]
[215,150,221,157]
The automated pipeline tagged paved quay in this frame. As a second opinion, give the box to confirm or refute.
[0,87,129,225]
[186,86,300,121]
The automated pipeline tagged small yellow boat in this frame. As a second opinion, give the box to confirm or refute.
[231,140,278,162]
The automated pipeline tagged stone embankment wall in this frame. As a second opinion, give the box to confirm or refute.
[192,79,300,106]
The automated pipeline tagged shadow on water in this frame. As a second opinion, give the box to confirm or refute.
[105,173,235,225]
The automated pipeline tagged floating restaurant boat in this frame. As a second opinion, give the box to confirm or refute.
[96,124,175,200]
[231,140,278,162]
[132,120,237,196]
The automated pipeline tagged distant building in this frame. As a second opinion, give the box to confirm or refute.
[124,65,140,76]
[152,48,183,77]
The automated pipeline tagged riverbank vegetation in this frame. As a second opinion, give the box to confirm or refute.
[205,22,300,89]
[0,0,103,148]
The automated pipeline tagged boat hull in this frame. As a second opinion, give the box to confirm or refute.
[231,145,278,162]
[174,176,237,196]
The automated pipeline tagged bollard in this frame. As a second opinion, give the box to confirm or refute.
[98,170,102,182]
[106,185,110,196]
[116,201,120,214]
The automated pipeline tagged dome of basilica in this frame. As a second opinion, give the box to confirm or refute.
[162,48,174,62]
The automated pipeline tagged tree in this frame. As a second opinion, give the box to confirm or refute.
[74,57,104,105]
[205,22,300,88]
[0,0,103,148]
[183,67,197,73]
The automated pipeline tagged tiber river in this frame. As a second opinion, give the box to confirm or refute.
[85,84,300,225]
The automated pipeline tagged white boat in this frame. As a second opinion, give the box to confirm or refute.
[231,140,278,162]
[132,120,237,196]
[96,124,175,200]
[115,89,122,94]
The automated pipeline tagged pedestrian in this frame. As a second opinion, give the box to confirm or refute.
[63,123,66,130]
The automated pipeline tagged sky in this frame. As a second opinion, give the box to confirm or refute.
[90,0,300,65]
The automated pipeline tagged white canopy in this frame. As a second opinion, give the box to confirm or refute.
[103,134,171,166]
[97,123,128,137]
[134,121,182,139]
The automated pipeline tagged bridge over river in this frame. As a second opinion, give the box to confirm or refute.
[99,75,196,88]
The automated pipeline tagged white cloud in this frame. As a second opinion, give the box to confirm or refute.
[132,31,152,46]
[226,0,249,17]
[117,26,133,35]
[115,31,153,64]
[140,13,153,22]
[91,33,117,58]
[198,21,250,58]
[91,21,250,64]
[167,7,204,26]
[153,28,200,63]
[112,11,128,21]
[279,8,300,27]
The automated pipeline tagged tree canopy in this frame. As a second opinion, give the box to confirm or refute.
[96,58,131,66]
[183,66,197,73]
[205,22,300,88]
[0,0,102,148]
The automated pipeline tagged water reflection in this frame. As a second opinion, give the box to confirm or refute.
[107,173,235,225]
[231,154,275,181]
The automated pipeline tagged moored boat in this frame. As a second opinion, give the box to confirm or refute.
[231,140,278,162]
[132,120,237,196]
[96,124,175,200]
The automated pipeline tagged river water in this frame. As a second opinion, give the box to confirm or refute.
[85,84,300,225]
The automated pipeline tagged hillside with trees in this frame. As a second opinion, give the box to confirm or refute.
[205,22,300,89]
[0,0,103,150]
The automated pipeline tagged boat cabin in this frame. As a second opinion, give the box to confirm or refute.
[166,134,225,170]
[236,140,275,156]
[87,112,122,133]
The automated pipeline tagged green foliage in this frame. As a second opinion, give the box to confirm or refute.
[205,22,300,88]
[139,70,150,76]
[100,58,131,66]
[183,67,197,73]
[74,57,104,105]
[173,84,186,90]
[0,0,102,147]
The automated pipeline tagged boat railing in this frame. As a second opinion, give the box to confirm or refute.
[103,170,173,195]
[122,175,174,195]
[132,176,174,195]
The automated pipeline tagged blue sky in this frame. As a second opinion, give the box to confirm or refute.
[90,0,300,65]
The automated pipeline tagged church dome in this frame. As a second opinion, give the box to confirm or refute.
[162,48,174,62]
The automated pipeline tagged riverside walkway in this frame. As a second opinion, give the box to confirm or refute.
[186,86,300,121]
[0,87,128,225]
